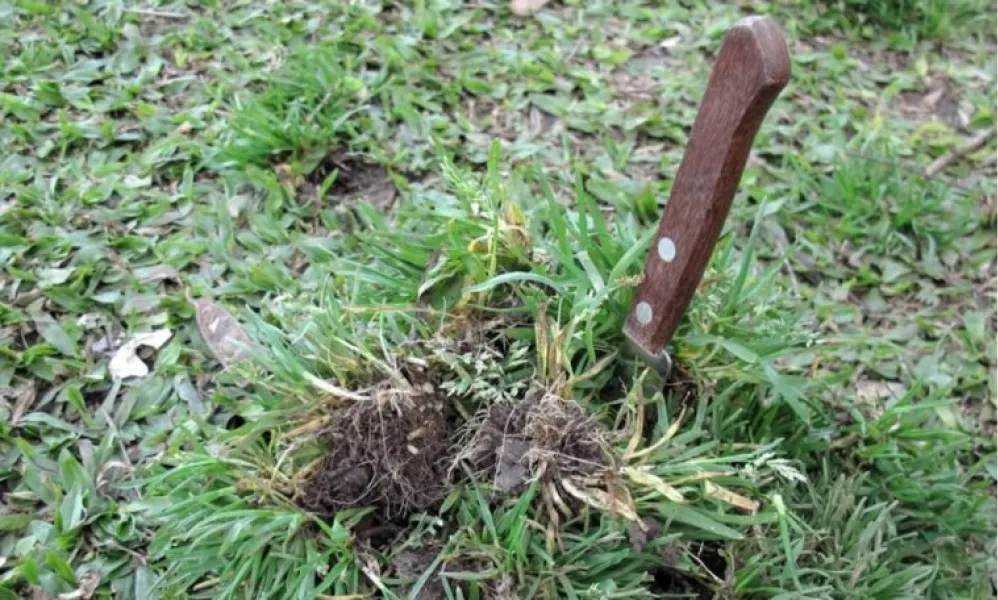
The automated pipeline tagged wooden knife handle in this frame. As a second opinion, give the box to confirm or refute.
[624,15,791,357]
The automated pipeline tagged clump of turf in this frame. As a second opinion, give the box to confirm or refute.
[296,366,456,518]
[457,388,610,494]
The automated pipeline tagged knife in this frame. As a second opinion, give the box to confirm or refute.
[623,15,791,375]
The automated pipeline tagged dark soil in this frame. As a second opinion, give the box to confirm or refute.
[296,374,456,519]
[308,149,397,210]
[392,544,450,600]
[640,358,698,444]
[649,542,728,599]
[391,543,513,600]
[664,360,698,405]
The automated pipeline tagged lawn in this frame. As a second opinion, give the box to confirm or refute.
[1,1,996,599]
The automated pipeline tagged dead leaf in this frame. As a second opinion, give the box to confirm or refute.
[856,380,907,404]
[628,517,662,550]
[58,572,100,600]
[9,381,36,426]
[561,478,641,523]
[921,86,944,109]
[510,0,551,16]
[134,264,181,283]
[704,481,760,514]
[192,297,255,368]
[660,36,682,49]
[109,329,173,380]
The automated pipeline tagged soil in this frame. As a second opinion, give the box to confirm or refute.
[895,74,966,129]
[296,370,455,518]
[391,543,515,600]
[649,542,728,599]
[664,360,698,405]
[392,545,448,600]
[640,358,698,444]
[296,310,527,518]
[304,149,398,211]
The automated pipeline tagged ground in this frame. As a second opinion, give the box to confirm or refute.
[0,1,995,599]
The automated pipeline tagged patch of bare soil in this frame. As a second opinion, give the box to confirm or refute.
[282,150,398,215]
[391,543,518,600]
[455,388,609,494]
[392,545,448,600]
[313,150,398,209]
[296,311,523,519]
[648,541,728,599]
[391,543,513,600]
[895,74,968,128]
[296,375,454,518]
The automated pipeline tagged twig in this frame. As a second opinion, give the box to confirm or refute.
[126,8,189,20]
[924,128,996,178]
[845,151,975,193]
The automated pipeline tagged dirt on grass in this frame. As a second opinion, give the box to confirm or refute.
[455,388,610,494]
[296,372,455,518]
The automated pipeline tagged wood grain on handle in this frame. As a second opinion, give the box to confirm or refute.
[624,15,790,358]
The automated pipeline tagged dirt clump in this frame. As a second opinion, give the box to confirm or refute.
[455,388,610,494]
[296,375,454,519]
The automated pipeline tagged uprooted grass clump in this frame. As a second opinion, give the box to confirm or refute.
[457,388,609,495]
[296,375,456,518]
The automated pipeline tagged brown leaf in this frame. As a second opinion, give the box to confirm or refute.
[57,572,99,600]
[192,297,255,368]
[4,381,36,426]
[856,380,906,404]
[135,264,181,283]
[510,0,551,16]
[628,517,662,550]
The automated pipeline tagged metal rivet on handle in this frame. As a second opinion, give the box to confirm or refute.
[636,301,653,325]
[657,237,676,262]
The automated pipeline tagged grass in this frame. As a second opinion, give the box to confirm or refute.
[0,1,995,599]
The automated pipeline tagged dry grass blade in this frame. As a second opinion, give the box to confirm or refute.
[303,372,370,401]
[666,471,729,486]
[561,478,641,524]
[626,405,687,461]
[704,481,760,514]
[623,466,686,503]
[622,373,650,460]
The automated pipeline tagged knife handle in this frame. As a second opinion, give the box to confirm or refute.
[624,16,790,357]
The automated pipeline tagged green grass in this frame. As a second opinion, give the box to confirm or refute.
[1,1,995,599]
[809,0,994,42]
